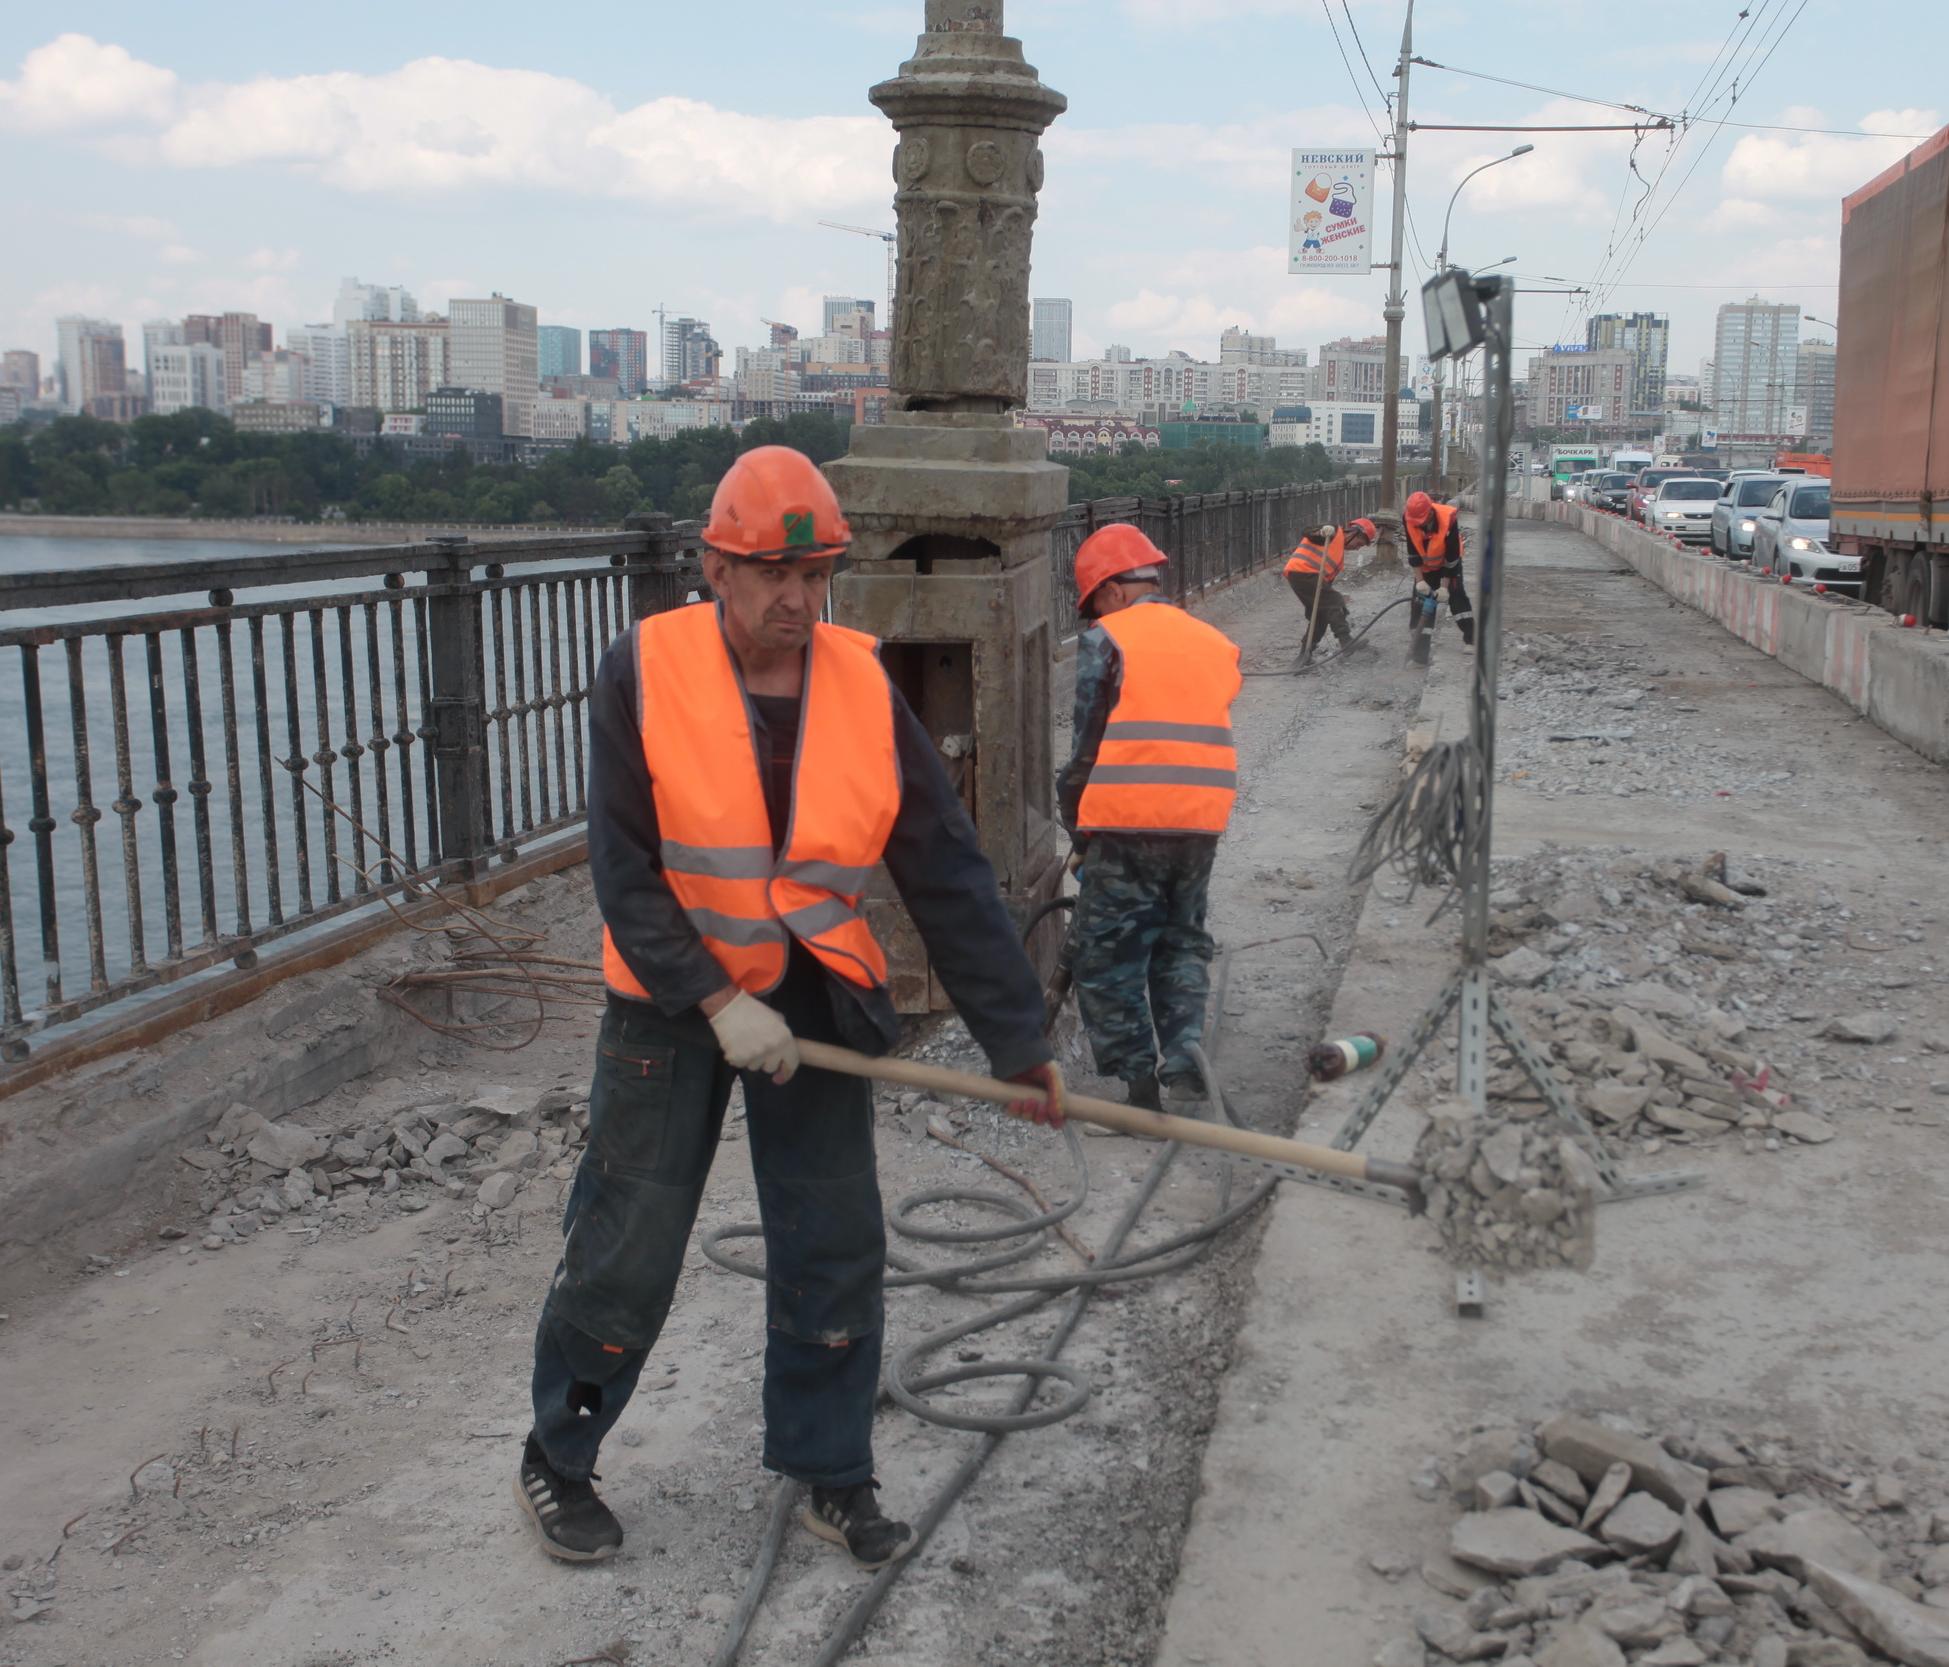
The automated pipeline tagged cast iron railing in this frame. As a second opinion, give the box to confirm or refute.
[1,480,1416,1061]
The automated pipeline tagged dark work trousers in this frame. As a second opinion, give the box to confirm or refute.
[1409,561,1475,644]
[1069,833,1218,1085]
[530,953,885,1489]
[1284,569,1352,649]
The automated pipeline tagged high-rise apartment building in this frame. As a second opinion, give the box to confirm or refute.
[1317,336,1409,403]
[822,297,876,336]
[1525,347,1636,436]
[661,316,720,386]
[347,318,451,412]
[1713,299,1800,436]
[538,325,582,380]
[588,328,649,397]
[286,324,351,409]
[195,312,271,407]
[142,320,185,402]
[1031,298,1074,363]
[1218,325,1278,366]
[243,349,310,405]
[2,350,40,394]
[147,342,227,415]
[56,316,127,412]
[768,321,800,352]
[333,277,420,327]
[1795,339,1836,447]
[448,295,539,437]
[1584,311,1670,422]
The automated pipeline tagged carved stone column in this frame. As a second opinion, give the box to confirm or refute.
[825,1,1069,1013]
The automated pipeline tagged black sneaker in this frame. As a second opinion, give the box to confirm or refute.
[1123,1073,1163,1112]
[515,1434,623,1562]
[801,1481,915,1571]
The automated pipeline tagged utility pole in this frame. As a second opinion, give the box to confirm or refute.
[1377,0,1414,548]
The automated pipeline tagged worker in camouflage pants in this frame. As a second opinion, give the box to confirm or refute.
[1057,525,1241,1110]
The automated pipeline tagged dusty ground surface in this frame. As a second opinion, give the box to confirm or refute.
[0,558,1428,1667]
[1158,516,1949,1667]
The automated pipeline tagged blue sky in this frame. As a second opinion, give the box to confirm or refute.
[3,0,1938,386]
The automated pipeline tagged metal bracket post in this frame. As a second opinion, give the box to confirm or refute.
[1329,971,1461,1153]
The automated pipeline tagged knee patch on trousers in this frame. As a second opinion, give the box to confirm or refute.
[756,1172,886,1346]
[547,1308,647,1389]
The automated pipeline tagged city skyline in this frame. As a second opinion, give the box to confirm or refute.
[1,4,1936,385]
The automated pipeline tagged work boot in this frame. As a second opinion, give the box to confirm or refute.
[515,1433,624,1562]
[1123,1072,1163,1112]
[802,1481,915,1571]
[1457,617,1477,649]
[1162,1072,1208,1109]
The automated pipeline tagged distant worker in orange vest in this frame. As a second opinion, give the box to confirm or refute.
[1285,516,1378,652]
[516,446,1064,1572]
[1401,489,1475,661]
[1057,524,1243,1111]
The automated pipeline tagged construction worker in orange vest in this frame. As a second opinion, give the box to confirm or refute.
[1057,524,1243,1111]
[1284,516,1378,652]
[517,447,1064,1572]
[1401,489,1475,661]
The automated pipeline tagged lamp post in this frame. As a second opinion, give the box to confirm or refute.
[1430,147,1533,492]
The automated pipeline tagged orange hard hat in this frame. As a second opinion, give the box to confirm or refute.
[702,445,852,561]
[1404,490,1435,524]
[1348,517,1379,543]
[1075,523,1169,612]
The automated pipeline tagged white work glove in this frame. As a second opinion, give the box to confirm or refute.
[706,991,800,1082]
[1414,578,1434,597]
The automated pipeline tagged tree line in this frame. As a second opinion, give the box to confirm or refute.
[0,409,1342,525]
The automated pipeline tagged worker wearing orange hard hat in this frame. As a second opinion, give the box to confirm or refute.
[516,446,1062,1573]
[1284,516,1377,653]
[1401,489,1475,663]
[1058,523,1243,1111]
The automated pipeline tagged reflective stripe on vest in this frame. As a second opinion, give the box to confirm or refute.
[601,604,899,1002]
[1406,503,1461,574]
[1076,601,1242,836]
[1284,528,1346,583]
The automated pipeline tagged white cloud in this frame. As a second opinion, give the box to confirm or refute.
[1099,245,1377,356]
[158,244,203,265]
[75,212,178,241]
[0,34,177,131]
[1721,109,1939,201]
[8,37,892,226]
[1714,198,1782,230]
[246,247,301,272]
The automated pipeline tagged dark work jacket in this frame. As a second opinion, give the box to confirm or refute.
[587,626,1052,1081]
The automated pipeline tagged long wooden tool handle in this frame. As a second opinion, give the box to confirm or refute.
[795,1039,1421,1196]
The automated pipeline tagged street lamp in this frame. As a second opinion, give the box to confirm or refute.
[1432,147,1534,488]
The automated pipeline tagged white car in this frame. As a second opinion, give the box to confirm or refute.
[1751,479,1857,593]
[1646,476,1720,543]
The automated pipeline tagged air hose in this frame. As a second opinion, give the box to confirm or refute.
[702,948,1278,1666]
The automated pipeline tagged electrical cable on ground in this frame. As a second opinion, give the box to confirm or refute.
[1240,592,1414,676]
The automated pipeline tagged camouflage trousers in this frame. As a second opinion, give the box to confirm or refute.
[1066,833,1218,1085]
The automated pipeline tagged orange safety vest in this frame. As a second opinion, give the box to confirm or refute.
[1076,602,1243,837]
[1284,528,1347,583]
[1405,502,1462,575]
[601,603,899,1002]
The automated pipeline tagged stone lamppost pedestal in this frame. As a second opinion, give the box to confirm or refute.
[825,1,1070,1011]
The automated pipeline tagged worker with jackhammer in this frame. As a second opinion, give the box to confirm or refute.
[1285,515,1378,653]
[1401,489,1476,662]
[1057,524,1242,1111]
[515,446,1065,1571]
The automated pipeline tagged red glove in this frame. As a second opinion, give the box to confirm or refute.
[1004,1062,1066,1129]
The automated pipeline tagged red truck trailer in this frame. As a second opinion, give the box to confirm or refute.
[1834,124,1949,624]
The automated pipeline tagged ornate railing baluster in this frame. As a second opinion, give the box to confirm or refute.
[566,577,591,814]
[509,586,535,835]
[20,645,61,1010]
[64,639,109,992]
[278,614,313,915]
[412,594,438,860]
[307,608,342,904]
[144,632,184,961]
[388,594,418,873]
[0,745,19,1056]
[336,605,369,894]
[364,599,394,884]
[178,624,220,949]
[529,585,554,820]
[104,635,148,977]
[247,616,282,927]
[546,580,570,820]
[489,585,515,842]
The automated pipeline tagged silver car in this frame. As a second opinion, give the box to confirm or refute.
[1710,473,1789,559]
[1751,479,1857,592]
[1647,476,1720,543]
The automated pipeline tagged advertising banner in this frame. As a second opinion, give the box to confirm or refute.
[1289,149,1375,275]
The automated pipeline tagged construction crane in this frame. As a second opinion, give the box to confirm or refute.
[817,221,896,327]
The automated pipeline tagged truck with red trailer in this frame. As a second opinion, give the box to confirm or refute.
[1834,124,1949,625]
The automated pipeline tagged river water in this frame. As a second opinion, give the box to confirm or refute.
[1,532,626,1046]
